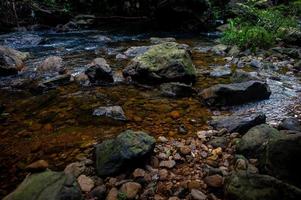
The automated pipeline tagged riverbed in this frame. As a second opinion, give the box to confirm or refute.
[0,29,300,197]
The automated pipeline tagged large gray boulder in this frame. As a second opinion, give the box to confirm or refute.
[3,170,83,200]
[259,133,301,188]
[95,130,155,177]
[210,112,266,134]
[123,42,196,84]
[0,45,29,76]
[225,171,301,200]
[237,124,282,157]
[200,81,271,106]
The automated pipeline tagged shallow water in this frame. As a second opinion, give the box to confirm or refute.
[0,29,300,197]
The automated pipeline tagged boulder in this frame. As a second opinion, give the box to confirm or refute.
[123,42,196,84]
[0,45,28,76]
[95,130,155,176]
[3,170,83,200]
[200,81,271,106]
[278,117,301,132]
[210,112,266,134]
[85,58,114,84]
[160,82,196,98]
[93,106,127,121]
[259,134,301,188]
[237,124,282,157]
[37,56,64,72]
[225,171,301,200]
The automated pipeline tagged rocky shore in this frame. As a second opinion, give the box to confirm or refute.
[1,30,301,199]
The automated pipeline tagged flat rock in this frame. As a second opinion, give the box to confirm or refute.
[278,117,301,132]
[210,112,266,134]
[200,81,271,106]
[93,106,127,121]
[160,82,196,98]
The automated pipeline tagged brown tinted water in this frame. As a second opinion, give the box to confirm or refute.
[0,33,229,196]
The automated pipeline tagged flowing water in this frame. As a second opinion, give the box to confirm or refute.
[0,29,300,197]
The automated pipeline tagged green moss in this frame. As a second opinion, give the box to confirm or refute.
[134,42,196,75]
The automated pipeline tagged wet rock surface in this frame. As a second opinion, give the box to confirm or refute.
[0,45,28,76]
[160,82,196,98]
[3,170,83,200]
[95,130,155,176]
[0,29,301,200]
[85,58,114,84]
[210,112,266,134]
[201,81,271,106]
[225,171,301,200]
[123,42,196,84]
[93,106,127,121]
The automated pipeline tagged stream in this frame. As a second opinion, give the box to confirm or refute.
[0,29,300,197]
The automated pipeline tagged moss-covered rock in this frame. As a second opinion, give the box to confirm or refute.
[259,133,301,188]
[225,171,301,200]
[237,124,282,157]
[95,130,155,177]
[123,42,196,84]
[3,170,83,200]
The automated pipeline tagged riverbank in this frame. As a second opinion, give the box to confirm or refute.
[0,26,300,199]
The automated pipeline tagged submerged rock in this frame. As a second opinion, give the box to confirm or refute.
[95,130,155,176]
[200,81,271,106]
[150,37,176,44]
[93,106,127,121]
[160,82,196,98]
[237,124,282,157]
[124,46,151,58]
[225,171,301,200]
[210,113,266,134]
[209,66,232,78]
[85,58,114,84]
[40,74,71,88]
[123,42,196,84]
[0,45,28,76]
[259,133,301,188]
[4,33,43,48]
[3,170,83,200]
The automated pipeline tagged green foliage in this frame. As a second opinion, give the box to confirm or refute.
[40,0,71,12]
[221,4,298,50]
